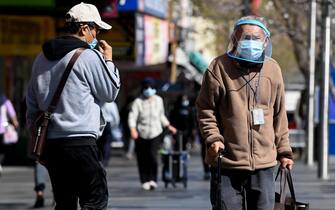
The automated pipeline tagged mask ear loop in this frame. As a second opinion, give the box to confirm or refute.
[78,24,92,43]
[87,27,96,40]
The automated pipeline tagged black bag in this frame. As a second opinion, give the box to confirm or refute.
[275,168,309,210]
[31,48,85,164]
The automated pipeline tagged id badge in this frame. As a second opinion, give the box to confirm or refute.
[252,108,265,125]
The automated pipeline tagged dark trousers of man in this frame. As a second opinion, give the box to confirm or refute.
[135,135,161,183]
[210,167,275,210]
[43,137,108,210]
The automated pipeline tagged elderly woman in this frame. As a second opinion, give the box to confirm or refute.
[128,78,176,190]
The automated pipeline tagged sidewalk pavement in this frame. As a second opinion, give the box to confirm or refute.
[0,151,334,210]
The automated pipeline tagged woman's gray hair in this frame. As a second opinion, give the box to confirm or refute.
[235,15,268,28]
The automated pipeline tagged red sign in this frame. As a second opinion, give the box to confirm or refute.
[250,0,262,15]
[102,0,118,18]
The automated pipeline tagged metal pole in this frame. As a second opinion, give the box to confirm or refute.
[168,0,177,84]
[318,0,331,180]
[242,0,250,16]
[306,0,317,166]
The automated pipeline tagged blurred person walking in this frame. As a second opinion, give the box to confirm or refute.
[120,96,136,160]
[169,94,195,151]
[99,101,120,166]
[32,162,49,208]
[20,98,50,209]
[128,78,177,190]
[196,16,294,210]
[0,91,19,175]
[26,2,120,210]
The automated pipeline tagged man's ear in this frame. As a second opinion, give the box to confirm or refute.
[78,25,88,36]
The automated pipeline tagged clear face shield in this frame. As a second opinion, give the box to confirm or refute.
[227,20,272,64]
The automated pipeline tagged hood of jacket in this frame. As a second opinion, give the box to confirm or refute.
[42,36,90,61]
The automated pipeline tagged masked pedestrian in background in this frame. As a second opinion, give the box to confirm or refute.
[128,77,177,190]
[0,91,19,176]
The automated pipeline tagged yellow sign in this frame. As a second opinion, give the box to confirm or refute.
[0,16,55,56]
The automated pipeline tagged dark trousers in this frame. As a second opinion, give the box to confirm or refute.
[210,167,275,210]
[97,122,112,166]
[135,135,161,183]
[44,137,108,210]
[0,134,4,165]
[0,134,14,166]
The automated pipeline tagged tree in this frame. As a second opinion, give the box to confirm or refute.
[191,0,335,84]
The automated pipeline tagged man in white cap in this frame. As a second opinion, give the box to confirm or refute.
[26,2,120,209]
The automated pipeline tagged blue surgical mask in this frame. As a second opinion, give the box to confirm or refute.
[87,28,98,49]
[237,40,264,61]
[143,87,156,97]
[89,38,98,49]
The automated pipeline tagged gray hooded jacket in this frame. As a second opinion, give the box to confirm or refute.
[26,36,120,140]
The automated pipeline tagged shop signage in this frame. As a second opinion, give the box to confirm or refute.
[101,0,119,18]
[0,0,54,7]
[143,0,167,19]
[98,16,136,60]
[118,0,167,19]
[0,16,55,56]
[144,15,168,65]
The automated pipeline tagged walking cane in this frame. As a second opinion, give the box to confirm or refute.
[216,148,225,210]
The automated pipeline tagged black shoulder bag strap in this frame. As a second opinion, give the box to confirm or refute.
[33,48,85,158]
[47,48,85,114]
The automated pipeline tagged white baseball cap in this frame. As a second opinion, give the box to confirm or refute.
[66,2,112,30]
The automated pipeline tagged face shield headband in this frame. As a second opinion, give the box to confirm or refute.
[235,19,271,37]
[227,19,272,64]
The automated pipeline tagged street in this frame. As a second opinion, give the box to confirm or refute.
[0,150,335,210]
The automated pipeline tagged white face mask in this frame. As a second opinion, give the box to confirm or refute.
[143,87,156,97]
[181,100,189,107]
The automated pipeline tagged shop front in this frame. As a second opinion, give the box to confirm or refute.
[0,15,55,164]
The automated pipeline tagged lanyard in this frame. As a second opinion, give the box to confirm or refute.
[241,71,262,105]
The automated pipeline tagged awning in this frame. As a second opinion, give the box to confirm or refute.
[168,47,203,84]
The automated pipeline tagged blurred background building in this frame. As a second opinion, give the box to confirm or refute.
[0,0,206,164]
